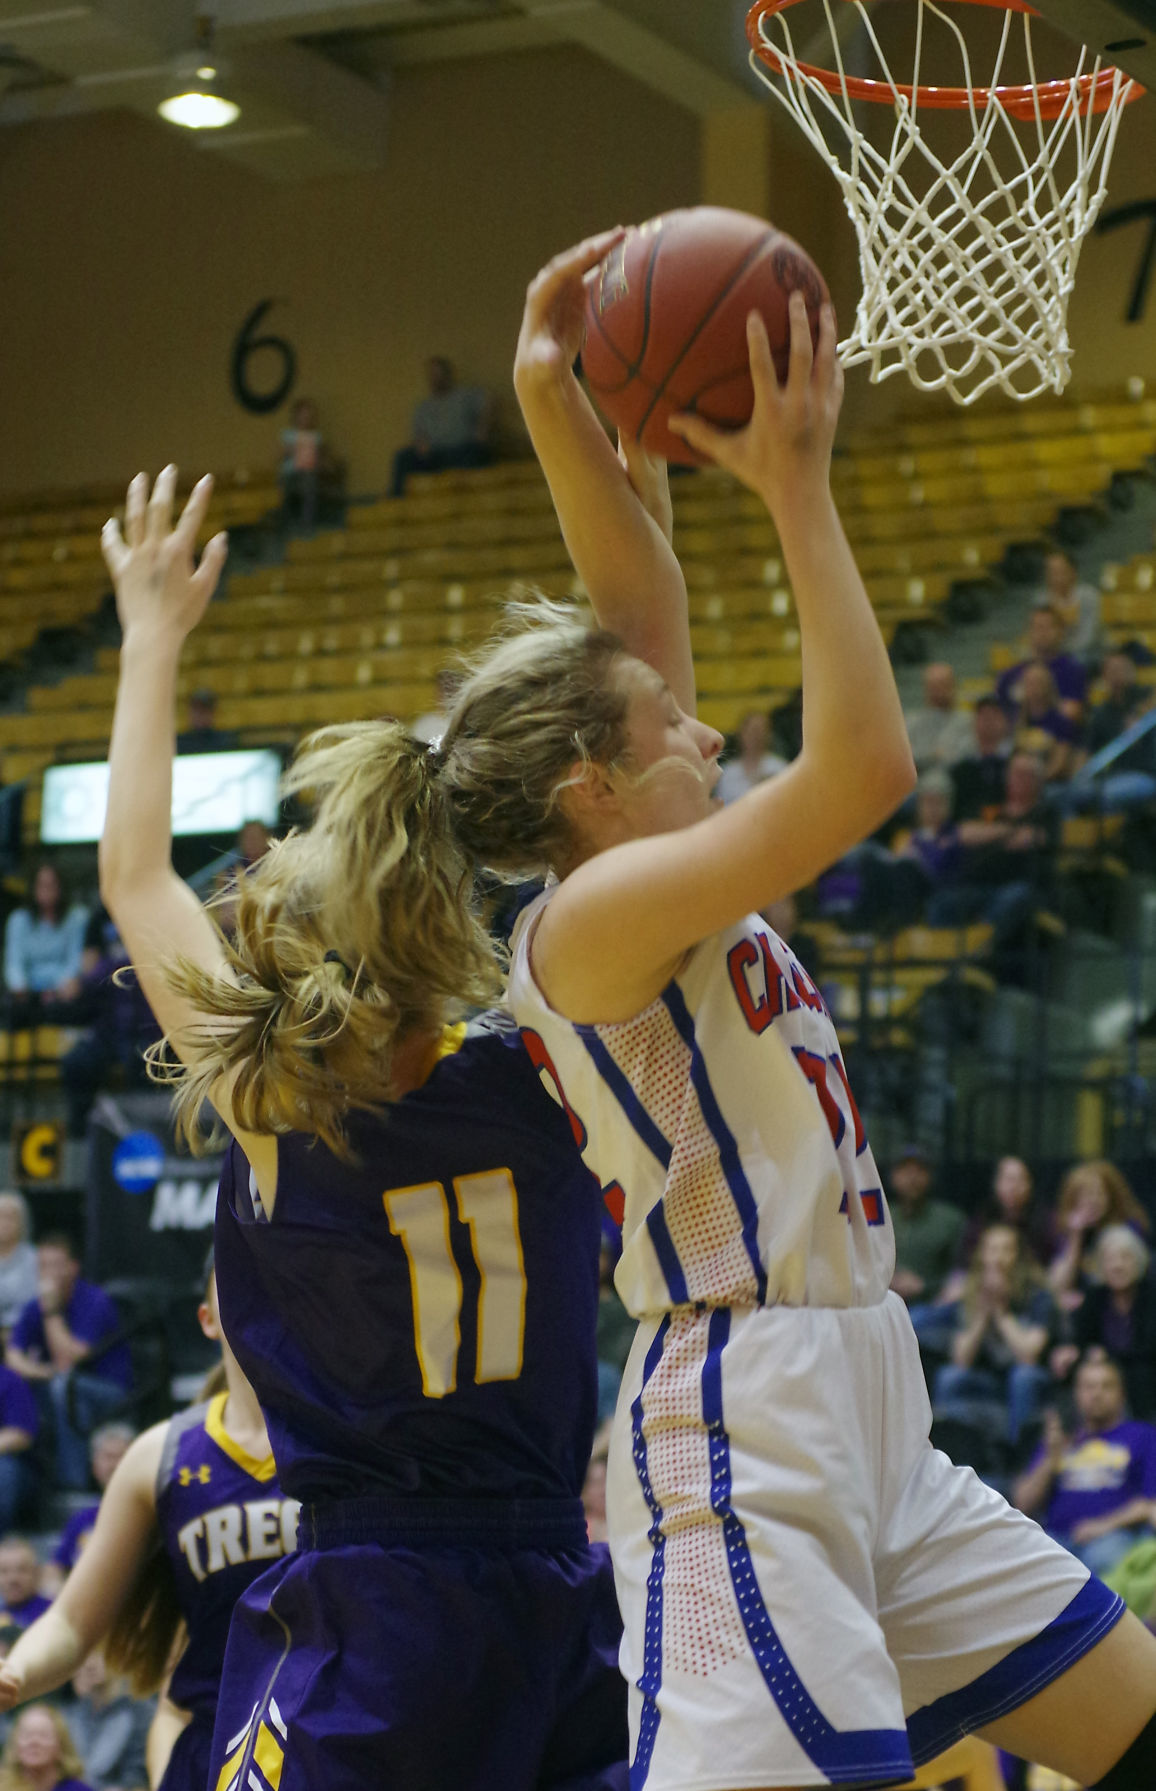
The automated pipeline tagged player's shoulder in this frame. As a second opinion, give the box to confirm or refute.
[156,1401,211,1490]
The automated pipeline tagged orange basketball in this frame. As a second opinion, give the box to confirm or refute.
[582,206,830,464]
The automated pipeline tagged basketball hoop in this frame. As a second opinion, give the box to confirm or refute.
[746,0,1144,404]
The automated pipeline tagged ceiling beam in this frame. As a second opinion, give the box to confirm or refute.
[518,0,749,114]
[1029,0,1156,88]
[0,0,391,176]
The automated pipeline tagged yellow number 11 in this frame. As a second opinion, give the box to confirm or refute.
[383,1168,527,1399]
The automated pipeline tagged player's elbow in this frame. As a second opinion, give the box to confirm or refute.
[846,742,918,837]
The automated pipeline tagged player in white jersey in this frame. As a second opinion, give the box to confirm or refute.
[433,274,1156,1791]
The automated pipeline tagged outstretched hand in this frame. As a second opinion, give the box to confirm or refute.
[0,1662,24,1713]
[101,467,228,647]
[514,228,626,402]
[668,296,842,514]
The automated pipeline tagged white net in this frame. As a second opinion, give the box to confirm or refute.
[747,0,1139,405]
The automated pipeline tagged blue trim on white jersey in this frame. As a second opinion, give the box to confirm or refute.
[630,1318,672,1791]
[576,1028,673,1170]
[576,1027,689,1305]
[644,1207,689,1306]
[701,1308,914,1786]
[906,1574,1126,1767]
[661,986,768,1305]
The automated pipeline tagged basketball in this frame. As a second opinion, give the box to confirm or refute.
[581,206,830,464]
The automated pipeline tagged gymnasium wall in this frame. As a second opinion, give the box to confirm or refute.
[0,34,1153,501]
[0,47,701,497]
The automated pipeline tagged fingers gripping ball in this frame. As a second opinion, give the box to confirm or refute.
[582,207,831,464]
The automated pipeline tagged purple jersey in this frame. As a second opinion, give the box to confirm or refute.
[1037,1420,1156,1535]
[2,1593,50,1629]
[52,1502,99,1572]
[214,1014,603,1504]
[156,1395,299,1722]
[11,1280,131,1390]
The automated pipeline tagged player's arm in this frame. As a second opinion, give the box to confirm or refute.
[97,469,277,1198]
[147,1692,191,1790]
[533,300,916,1024]
[514,231,696,713]
[0,1425,165,1708]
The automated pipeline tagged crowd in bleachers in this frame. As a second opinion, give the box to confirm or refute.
[593,1147,1156,1636]
[0,384,1147,1789]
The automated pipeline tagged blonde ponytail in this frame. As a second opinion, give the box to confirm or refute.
[150,722,502,1159]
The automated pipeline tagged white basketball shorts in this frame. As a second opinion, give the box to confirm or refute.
[606,1292,1124,1790]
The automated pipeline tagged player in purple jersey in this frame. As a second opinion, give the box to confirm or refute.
[94,233,701,1791]
[0,1270,297,1791]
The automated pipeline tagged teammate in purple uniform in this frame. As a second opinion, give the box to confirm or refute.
[0,1270,298,1791]
[95,233,694,1791]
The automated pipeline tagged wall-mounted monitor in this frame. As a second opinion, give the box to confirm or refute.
[40,749,283,845]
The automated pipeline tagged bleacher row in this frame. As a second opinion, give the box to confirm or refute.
[0,395,1153,836]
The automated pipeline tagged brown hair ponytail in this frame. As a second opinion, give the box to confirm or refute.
[150,721,502,1158]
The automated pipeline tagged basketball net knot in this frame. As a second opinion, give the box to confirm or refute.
[747,0,1140,405]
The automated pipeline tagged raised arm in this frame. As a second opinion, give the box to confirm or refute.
[514,231,696,713]
[535,299,916,1024]
[98,469,276,1193]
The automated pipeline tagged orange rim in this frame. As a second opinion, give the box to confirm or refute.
[746,0,1143,120]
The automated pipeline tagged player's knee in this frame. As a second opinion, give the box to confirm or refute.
[1092,1706,1156,1790]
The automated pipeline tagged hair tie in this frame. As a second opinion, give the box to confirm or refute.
[323,950,353,978]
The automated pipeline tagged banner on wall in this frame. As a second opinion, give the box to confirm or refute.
[86,1091,223,1285]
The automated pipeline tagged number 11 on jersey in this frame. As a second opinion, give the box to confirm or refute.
[384,1169,527,1399]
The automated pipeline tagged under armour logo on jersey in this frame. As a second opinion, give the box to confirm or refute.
[179,1465,212,1486]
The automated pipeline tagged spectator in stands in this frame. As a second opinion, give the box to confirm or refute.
[716,711,787,804]
[5,1238,131,1492]
[0,1704,91,1791]
[956,1155,1059,1275]
[1085,648,1152,755]
[41,1426,134,1598]
[950,695,1012,821]
[2,867,88,1027]
[279,396,324,534]
[1051,1228,1156,1421]
[390,357,492,497]
[174,690,237,757]
[1013,1352,1156,1577]
[187,818,274,905]
[928,753,1057,966]
[1048,1159,1149,1309]
[60,918,160,1138]
[0,1547,48,1634]
[889,1145,965,1348]
[933,1223,1056,1444]
[903,662,975,773]
[410,670,463,748]
[64,1654,150,1791]
[0,1203,37,1341]
[0,1374,36,1538]
[1039,548,1103,665]
[1011,661,1080,782]
[996,599,1087,718]
[835,770,960,931]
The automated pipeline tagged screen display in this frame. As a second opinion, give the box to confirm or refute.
[41,750,283,845]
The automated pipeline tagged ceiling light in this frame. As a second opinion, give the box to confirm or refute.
[196,63,218,80]
[158,90,239,129]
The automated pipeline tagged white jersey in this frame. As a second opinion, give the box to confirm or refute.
[508,892,894,1318]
